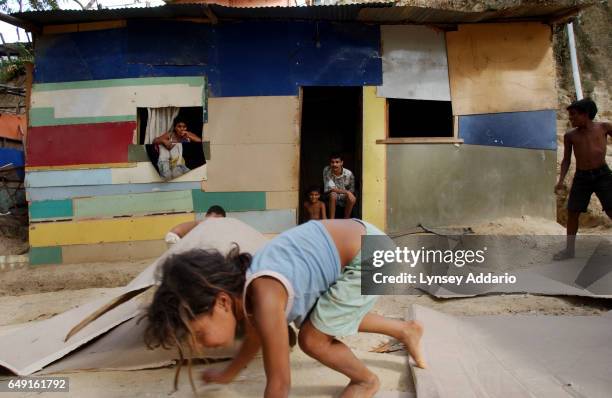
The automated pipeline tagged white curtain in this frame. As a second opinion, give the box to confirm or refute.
[143,107,180,144]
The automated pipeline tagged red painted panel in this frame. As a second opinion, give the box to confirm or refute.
[26,122,136,167]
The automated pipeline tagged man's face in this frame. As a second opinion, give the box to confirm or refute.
[568,108,589,128]
[330,157,343,172]
[174,122,188,137]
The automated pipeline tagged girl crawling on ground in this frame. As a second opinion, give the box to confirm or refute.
[144,219,426,398]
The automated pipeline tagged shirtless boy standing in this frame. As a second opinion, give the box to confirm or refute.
[554,98,612,260]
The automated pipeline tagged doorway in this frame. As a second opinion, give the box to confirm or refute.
[299,87,362,223]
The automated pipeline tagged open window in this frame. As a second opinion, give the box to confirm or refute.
[137,106,203,145]
[378,99,462,144]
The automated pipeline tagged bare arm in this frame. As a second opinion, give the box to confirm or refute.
[186,131,202,143]
[604,122,612,139]
[202,319,261,383]
[556,133,573,189]
[170,221,200,238]
[153,132,173,149]
[320,202,327,219]
[250,277,291,398]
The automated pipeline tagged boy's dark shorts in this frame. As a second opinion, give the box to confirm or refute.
[567,164,612,213]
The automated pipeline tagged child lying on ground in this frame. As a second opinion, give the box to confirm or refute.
[145,219,426,397]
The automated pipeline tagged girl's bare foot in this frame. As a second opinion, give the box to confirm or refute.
[340,373,380,398]
[400,320,427,369]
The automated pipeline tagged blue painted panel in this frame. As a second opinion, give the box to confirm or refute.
[459,110,557,150]
[127,20,212,65]
[34,21,382,97]
[25,168,112,188]
[0,148,24,168]
[27,181,202,201]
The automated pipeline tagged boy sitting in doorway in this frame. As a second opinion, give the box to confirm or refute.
[323,153,357,219]
[554,98,612,260]
[303,186,327,221]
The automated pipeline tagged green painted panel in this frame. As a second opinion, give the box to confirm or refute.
[30,108,136,127]
[203,141,211,160]
[127,144,149,162]
[386,145,556,233]
[33,76,206,92]
[74,190,194,218]
[29,199,73,220]
[29,246,62,265]
[192,191,266,213]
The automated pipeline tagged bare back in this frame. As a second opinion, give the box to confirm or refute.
[567,122,611,170]
[319,219,365,267]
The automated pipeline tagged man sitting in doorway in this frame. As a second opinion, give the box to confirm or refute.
[323,153,357,219]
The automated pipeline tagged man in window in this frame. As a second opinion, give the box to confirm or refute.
[323,153,357,219]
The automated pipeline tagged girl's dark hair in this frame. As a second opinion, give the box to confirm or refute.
[143,245,251,392]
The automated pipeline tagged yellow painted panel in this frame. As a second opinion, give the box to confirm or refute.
[266,191,299,210]
[62,240,166,264]
[29,213,194,247]
[202,144,299,192]
[362,87,386,231]
[111,162,207,184]
[26,162,136,172]
[206,96,300,144]
[446,23,557,115]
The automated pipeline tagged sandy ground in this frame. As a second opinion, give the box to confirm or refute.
[1,215,610,397]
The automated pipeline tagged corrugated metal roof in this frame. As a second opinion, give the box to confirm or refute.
[11,2,586,27]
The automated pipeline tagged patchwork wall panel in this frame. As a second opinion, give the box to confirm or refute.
[459,110,557,150]
[386,144,556,232]
[26,122,136,166]
[362,87,387,230]
[377,25,451,101]
[446,23,557,115]
[29,213,195,247]
[34,21,382,97]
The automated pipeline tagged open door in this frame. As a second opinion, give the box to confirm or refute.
[299,87,362,223]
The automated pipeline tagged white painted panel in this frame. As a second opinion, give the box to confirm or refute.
[377,25,451,101]
[111,162,207,184]
[32,84,203,118]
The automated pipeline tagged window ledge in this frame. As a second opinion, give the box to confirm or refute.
[376,137,464,145]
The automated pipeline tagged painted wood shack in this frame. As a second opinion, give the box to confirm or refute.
[11,2,584,265]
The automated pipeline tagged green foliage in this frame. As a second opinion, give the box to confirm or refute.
[0,0,59,12]
[0,43,33,83]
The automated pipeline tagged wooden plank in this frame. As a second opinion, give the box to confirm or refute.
[376,137,464,144]
[43,20,127,35]
[26,181,202,201]
[127,145,149,162]
[202,144,298,192]
[26,163,135,172]
[25,168,112,188]
[198,209,296,234]
[206,96,299,144]
[362,87,387,231]
[0,114,26,141]
[73,190,194,219]
[26,122,136,167]
[30,76,205,127]
[29,247,62,265]
[377,25,451,101]
[446,23,557,115]
[111,162,207,184]
[29,108,135,127]
[62,240,166,264]
[29,199,73,220]
[29,213,195,247]
[458,110,556,150]
[191,191,265,213]
[266,191,298,210]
